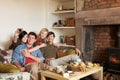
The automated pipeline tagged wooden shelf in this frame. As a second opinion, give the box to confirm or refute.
[50,0,76,46]
[52,27,75,29]
[52,10,74,14]
[52,0,74,1]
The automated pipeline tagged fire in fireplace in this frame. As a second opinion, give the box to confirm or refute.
[108,48,120,73]
[110,56,120,64]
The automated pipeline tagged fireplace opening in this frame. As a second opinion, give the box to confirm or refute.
[107,26,120,73]
[82,25,118,63]
[108,48,120,73]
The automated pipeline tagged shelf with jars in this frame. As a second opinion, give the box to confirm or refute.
[49,0,76,46]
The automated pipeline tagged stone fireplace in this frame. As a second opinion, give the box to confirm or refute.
[74,1,120,79]
[75,0,120,65]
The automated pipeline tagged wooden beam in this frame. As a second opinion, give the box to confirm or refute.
[75,7,120,25]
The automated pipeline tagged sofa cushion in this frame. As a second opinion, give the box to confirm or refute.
[65,49,75,55]
[57,49,75,58]
[0,63,20,73]
[0,49,7,62]
[0,49,13,63]
[57,50,66,58]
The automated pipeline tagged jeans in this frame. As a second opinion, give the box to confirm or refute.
[49,54,81,67]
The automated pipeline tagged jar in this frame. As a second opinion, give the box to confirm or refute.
[58,5,63,10]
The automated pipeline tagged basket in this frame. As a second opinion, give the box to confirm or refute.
[65,18,75,27]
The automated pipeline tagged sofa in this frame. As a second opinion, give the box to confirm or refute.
[0,46,76,80]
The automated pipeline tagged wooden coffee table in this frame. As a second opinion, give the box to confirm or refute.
[41,67,103,80]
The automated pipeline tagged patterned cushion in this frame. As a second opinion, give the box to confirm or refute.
[0,72,30,80]
[0,49,13,63]
[0,49,7,62]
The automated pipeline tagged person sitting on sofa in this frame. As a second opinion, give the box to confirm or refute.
[41,31,82,67]
[27,28,49,53]
[36,28,49,45]
[9,28,25,50]
[12,32,56,80]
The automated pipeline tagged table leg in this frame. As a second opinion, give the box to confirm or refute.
[98,67,103,80]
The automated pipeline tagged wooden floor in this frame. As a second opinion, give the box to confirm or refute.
[103,72,120,80]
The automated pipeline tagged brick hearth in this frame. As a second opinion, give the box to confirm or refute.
[92,26,117,62]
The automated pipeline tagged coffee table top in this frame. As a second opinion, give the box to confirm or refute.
[41,67,103,80]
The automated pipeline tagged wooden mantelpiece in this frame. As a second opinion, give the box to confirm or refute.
[75,7,120,26]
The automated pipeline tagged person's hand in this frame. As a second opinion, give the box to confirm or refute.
[54,43,60,48]
[75,48,81,56]
[14,28,22,38]
[18,66,26,72]
[22,49,31,57]
[22,49,27,55]
[13,28,21,43]
[15,28,21,36]
[45,58,50,64]
[40,43,47,48]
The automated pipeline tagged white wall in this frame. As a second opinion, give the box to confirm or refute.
[0,0,75,50]
[0,0,50,49]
